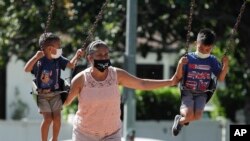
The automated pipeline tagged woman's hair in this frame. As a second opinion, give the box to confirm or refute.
[87,40,108,55]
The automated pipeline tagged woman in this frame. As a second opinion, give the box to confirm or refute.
[64,40,177,141]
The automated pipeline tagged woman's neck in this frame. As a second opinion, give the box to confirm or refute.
[90,67,108,81]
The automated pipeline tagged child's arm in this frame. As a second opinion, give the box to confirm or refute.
[217,55,229,81]
[67,49,84,69]
[24,51,44,72]
[172,56,188,85]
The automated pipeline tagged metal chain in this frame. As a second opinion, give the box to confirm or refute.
[81,0,109,51]
[185,0,195,55]
[44,0,56,36]
[41,0,56,49]
[224,0,247,55]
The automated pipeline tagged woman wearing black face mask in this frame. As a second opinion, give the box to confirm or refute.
[64,40,178,141]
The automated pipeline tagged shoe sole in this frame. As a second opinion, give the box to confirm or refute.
[172,115,181,136]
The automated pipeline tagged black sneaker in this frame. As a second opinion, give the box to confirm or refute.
[172,115,183,136]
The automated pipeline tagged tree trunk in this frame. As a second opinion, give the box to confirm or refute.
[0,67,6,119]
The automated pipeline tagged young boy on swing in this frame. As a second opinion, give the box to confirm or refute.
[171,28,229,136]
[24,32,83,141]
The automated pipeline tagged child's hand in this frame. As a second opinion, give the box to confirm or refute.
[35,51,44,59]
[170,75,181,86]
[221,55,229,66]
[76,49,85,59]
[179,56,188,65]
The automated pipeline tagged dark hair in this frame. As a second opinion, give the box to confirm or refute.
[39,32,60,48]
[87,40,108,55]
[196,28,216,45]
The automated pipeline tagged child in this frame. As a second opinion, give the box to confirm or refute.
[171,28,229,136]
[24,32,83,141]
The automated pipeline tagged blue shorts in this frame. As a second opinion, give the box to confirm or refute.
[180,90,207,111]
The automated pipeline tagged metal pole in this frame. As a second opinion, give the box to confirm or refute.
[123,0,137,140]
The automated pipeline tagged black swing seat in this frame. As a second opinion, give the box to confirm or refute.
[180,78,217,103]
[204,78,217,103]
[30,78,70,104]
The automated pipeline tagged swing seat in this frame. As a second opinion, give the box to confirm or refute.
[180,78,217,103]
[205,78,217,103]
[58,78,70,104]
[30,78,70,104]
[31,80,39,105]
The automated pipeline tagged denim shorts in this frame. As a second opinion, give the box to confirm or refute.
[180,90,207,111]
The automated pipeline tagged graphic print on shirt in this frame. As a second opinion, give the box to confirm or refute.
[185,64,211,91]
[40,70,53,91]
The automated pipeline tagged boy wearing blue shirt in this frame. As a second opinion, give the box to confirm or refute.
[172,28,229,136]
[24,32,83,141]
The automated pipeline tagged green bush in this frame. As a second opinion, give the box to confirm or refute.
[134,87,180,120]
[211,88,244,122]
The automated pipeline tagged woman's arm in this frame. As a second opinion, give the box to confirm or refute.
[117,68,175,90]
[64,71,84,106]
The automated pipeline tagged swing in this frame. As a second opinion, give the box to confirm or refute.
[181,0,247,103]
[30,0,109,104]
[30,0,68,104]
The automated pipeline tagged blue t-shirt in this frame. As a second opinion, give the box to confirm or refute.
[32,56,69,91]
[182,52,222,91]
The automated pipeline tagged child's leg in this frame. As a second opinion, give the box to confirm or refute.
[193,94,207,120]
[49,95,63,141]
[51,110,61,141]
[41,112,53,141]
[180,107,194,125]
[179,91,195,125]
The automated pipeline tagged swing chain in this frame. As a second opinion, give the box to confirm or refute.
[81,0,109,51]
[40,0,56,49]
[224,0,247,55]
[44,0,56,36]
[185,0,195,56]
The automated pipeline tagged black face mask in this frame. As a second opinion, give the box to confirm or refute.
[94,59,111,72]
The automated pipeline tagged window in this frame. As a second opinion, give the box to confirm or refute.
[136,64,163,79]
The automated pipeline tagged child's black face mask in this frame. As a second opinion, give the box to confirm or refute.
[94,59,111,72]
